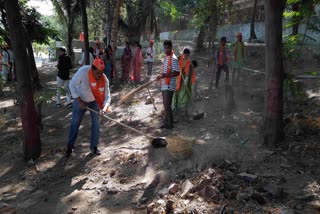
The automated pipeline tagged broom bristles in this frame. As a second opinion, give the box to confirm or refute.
[119,78,158,103]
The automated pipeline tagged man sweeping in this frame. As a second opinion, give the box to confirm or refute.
[156,40,180,129]
[66,58,111,157]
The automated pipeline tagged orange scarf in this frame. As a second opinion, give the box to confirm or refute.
[176,54,193,91]
[161,51,173,86]
[88,69,106,109]
[234,40,244,61]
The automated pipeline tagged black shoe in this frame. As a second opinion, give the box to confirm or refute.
[65,145,73,157]
[66,103,72,108]
[92,147,101,155]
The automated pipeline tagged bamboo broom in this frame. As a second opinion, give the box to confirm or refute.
[119,78,158,103]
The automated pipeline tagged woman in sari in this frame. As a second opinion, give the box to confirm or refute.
[131,42,143,83]
[121,42,132,82]
[172,48,197,114]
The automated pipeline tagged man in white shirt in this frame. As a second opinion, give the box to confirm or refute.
[66,58,111,157]
[146,40,156,77]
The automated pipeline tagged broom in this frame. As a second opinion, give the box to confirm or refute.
[119,78,158,103]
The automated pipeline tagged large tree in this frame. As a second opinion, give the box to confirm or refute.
[249,0,258,42]
[263,0,286,147]
[0,1,57,88]
[51,0,80,60]
[80,0,90,65]
[4,0,41,161]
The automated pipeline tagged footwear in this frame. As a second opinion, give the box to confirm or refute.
[65,145,73,157]
[92,147,101,155]
[66,103,72,108]
[56,103,62,107]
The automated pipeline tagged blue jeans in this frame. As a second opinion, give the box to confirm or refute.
[67,99,100,150]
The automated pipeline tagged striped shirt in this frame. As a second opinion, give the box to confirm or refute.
[161,53,180,91]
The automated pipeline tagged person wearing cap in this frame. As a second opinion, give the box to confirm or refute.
[231,32,246,86]
[56,46,72,107]
[146,40,155,77]
[66,58,111,157]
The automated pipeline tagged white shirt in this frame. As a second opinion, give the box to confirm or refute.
[79,52,94,66]
[146,46,155,62]
[160,53,180,91]
[69,65,111,111]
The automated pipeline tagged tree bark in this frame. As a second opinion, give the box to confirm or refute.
[249,0,258,41]
[4,0,41,161]
[291,2,300,36]
[110,0,122,77]
[80,0,90,65]
[24,29,42,89]
[196,21,208,51]
[263,0,286,147]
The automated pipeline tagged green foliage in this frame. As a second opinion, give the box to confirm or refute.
[34,90,55,107]
[160,0,182,20]
[283,0,320,63]
[283,76,306,99]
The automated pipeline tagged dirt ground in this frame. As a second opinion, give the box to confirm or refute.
[0,44,320,214]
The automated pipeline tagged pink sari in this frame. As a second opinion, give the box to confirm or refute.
[131,47,143,82]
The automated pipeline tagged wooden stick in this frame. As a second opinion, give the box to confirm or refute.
[147,87,157,111]
[119,78,158,103]
[86,107,155,139]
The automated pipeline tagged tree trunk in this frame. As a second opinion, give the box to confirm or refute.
[110,0,122,77]
[80,0,90,65]
[4,0,41,161]
[24,30,42,89]
[291,2,300,36]
[263,0,286,147]
[249,0,258,42]
[67,24,74,63]
[196,23,207,51]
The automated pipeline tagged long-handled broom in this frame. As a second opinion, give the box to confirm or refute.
[86,107,167,148]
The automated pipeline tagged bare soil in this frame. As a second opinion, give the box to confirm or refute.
[0,44,320,214]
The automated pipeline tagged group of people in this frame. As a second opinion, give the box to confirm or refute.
[62,33,246,157]
[215,32,246,88]
[120,40,155,83]
[1,44,15,82]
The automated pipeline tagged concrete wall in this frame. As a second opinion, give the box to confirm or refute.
[160,22,320,46]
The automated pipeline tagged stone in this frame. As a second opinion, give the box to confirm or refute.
[181,180,194,198]
[263,183,283,198]
[200,186,219,200]
[110,170,116,177]
[238,172,258,182]
[224,170,234,180]
[145,96,155,105]
[245,187,255,196]
[158,188,169,198]
[102,180,108,185]
[236,192,251,201]
[107,188,118,194]
[168,183,179,195]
